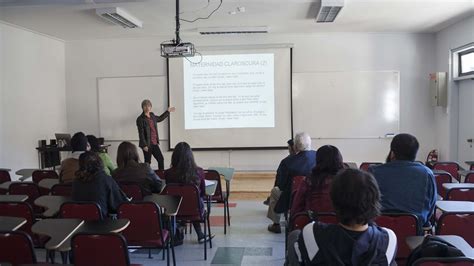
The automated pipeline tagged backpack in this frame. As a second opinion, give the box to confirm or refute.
[406,235,464,266]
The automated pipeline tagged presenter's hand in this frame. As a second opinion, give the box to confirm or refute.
[143,146,149,152]
[168,106,176,112]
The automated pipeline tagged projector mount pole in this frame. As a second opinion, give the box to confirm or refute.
[175,0,181,44]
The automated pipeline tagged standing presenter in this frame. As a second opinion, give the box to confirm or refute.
[136,99,175,170]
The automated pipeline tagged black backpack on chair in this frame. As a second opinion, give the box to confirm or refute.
[406,235,465,266]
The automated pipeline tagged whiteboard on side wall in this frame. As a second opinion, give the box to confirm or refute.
[98,76,168,141]
[292,71,400,139]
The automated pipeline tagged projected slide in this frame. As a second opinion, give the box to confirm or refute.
[183,54,275,129]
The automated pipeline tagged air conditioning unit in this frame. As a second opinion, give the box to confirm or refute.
[96,7,143,28]
[315,0,344,23]
[198,26,269,35]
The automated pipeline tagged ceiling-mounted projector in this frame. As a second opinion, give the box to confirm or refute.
[161,42,195,57]
[96,7,143,28]
[315,0,344,23]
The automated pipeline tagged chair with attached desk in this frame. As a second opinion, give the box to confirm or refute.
[118,202,171,264]
[433,162,463,182]
[119,182,145,201]
[0,169,11,184]
[161,183,212,260]
[436,213,474,246]
[0,230,42,265]
[32,170,59,195]
[60,202,102,221]
[465,173,474,183]
[8,182,44,215]
[435,172,454,199]
[204,169,230,234]
[0,202,48,247]
[446,188,474,201]
[359,162,382,172]
[50,183,73,196]
[72,233,143,266]
[375,212,421,263]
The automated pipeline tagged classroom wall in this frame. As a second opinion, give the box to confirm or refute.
[435,15,474,165]
[65,33,436,171]
[0,22,67,179]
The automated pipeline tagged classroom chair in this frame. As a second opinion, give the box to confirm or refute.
[433,162,462,182]
[359,162,382,172]
[118,202,172,265]
[72,233,143,266]
[434,172,454,199]
[204,169,230,234]
[0,169,11,184]
[161,183,212,260]
[0,230,42,265]
[436,213,474,246]
[465,172,474,183]
[375,212,420,262]
[50,183,73,196]
[60,202,102,221]
[446,188,474,201]
[8,182,44,215]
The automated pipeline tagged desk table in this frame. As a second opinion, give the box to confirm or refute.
[38,178,59,190]
[406,235,474,258]
[34,195,71,217]
[0,181,12,190]
[0,194,28,202]
[443,183,474,191]
[0,216,27,231]
[436,201,474,213]
[15,169,41,182]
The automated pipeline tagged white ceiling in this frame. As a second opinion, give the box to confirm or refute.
[0,0,473,41]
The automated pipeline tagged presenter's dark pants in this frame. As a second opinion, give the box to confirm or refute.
[144,144,164,170]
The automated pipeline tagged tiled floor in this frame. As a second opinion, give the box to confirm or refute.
[130,200,286,266]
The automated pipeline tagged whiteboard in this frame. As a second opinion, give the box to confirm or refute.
[98,76,168,141]
[292,71,399,138]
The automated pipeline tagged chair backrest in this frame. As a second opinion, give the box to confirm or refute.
[72,233,131,266]
[8,182,43,213]
[375,212,420,259]
[0,230,37,265]
[155,169,165,179]
[433,162,461,181]
[118,202,164,243]
[470,165,474,171]
[413,257,474,265]
[434,172,453,199]
[446,188,474,201]
[51,183,73,196]
[291,176,306,197]
[359,162,382,172]
[0,202,35,237]
[119,182,144,201]
[290,212,312,231]
[465,173,474,183]
[436,213,474,246]
[32,170,59,184]
[315,212,338,224]
[0,170,11,184]
[60,202,102,221]
[204,169,224,202]
[161,184,202,218]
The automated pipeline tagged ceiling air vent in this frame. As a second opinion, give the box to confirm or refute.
[198,26,268,35]
[96,7,143,28]
[315,0,344,23]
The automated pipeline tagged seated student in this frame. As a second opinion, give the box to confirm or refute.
[87,135,116,175]
[164,142,214,243]
[267,132,317,233]
[264,138,296,205]
[60,132,90,183]
[288,169,397,266]
[72,151,128,219]
[112,141,163,194]
[290,145,344,219]
[369,133,437,228]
